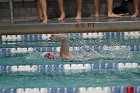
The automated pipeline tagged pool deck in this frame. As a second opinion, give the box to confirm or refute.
[0,17,140,35]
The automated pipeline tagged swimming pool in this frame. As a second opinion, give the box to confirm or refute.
[0,32,140,93]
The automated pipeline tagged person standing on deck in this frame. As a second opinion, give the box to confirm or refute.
[107,0,121,17]
[75,0,121,19]
[37,0,48,24]
[57,0,65,21]
[75,0,100,20]
[57,0,99,21]
[132,0,139,17]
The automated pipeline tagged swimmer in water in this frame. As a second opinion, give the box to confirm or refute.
[42,34,132,61]
[42,34,75,60]
[42,34,101,61]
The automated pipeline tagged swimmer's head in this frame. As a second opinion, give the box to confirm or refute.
[42,52,57,60]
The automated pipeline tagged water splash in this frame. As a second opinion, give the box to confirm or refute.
[75,40,132,61]
[76,45,102,61]
[100,45,132,59]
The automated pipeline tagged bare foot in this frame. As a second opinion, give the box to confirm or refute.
[108,13,121,18]
[58,14,65,21]
[75,13,81,20]
[75,16,81,20]
[41,20,48,24]
[41,18,48,24]
[95,13,99,17]
[131,13,139,17]
[37,17,43,22]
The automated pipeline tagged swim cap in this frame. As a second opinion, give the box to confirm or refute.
[42,52,57,60]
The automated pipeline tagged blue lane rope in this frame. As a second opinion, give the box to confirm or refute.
[0,63,139,73]
[0,86,140,93]
[0,32,140,41]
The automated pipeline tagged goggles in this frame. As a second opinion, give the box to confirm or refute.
[43,52,57,60]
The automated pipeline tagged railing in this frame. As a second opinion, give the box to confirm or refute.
[0,0,36,24]
[9,0,14,24]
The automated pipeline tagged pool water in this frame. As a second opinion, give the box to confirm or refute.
[0,69,140,88]
[0,32,140,93]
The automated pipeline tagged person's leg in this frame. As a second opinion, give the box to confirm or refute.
[75,0,82,20]
[50,34,75,59]
[94,0,100,17]
[107,0,121,17]
[132,0,139,17]
[57,0,65,21]
[37,0,43,22]
[39,0,48,24]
